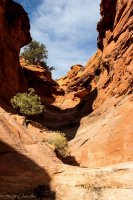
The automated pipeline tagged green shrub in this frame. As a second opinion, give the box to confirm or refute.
[44,132,70,158]
[11,88,45,126]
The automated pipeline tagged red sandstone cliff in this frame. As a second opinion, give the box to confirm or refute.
[70,0,133,167]
[95,0,133,106]
[20,58,64,107]
[0,0,133,199]
[57,0,133,110]
[0,0,32,102]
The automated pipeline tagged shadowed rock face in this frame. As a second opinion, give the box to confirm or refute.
[20,59,64,107]
[0,0,31,102]
[97,0,117,50]
[0,106,59,198]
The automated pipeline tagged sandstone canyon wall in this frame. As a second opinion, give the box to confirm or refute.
[70,0,133,167]
[57,0,133,110]
[0,0,133,199]
[0,0,31,102]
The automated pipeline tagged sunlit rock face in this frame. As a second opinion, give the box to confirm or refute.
[56,64,94,109]
[70,95,133,167]
[0,0,31,102]
[0,106,133,199]
[93,0,133,108]
[58,0,133,110]
[70,0,133,167]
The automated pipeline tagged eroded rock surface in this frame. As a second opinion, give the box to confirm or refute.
[94,0,133,108]
[0,0,31,101]
[70,95,133,167]
[0,0,133,199]
[57,0,133,110]
[56,64,93,109]
[70,0,133,168]
[20,59,64,107]
[0,107,133,200]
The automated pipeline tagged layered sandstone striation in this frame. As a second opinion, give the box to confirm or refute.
[94,0,133,107]
[70,95,133,167]
[0,107,133,199]
[70,0,133,167]
[56,64,94,109]
[20,59,64,107]
[57,0,133,110]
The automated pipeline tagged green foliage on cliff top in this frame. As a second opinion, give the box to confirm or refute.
[21,40,55,71]
[21,40,48,65]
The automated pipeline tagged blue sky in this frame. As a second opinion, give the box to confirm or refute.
[15,0,100,79]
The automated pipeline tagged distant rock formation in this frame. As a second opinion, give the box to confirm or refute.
[56,64,93,109]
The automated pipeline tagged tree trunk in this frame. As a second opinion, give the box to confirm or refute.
[23,116,27,128]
